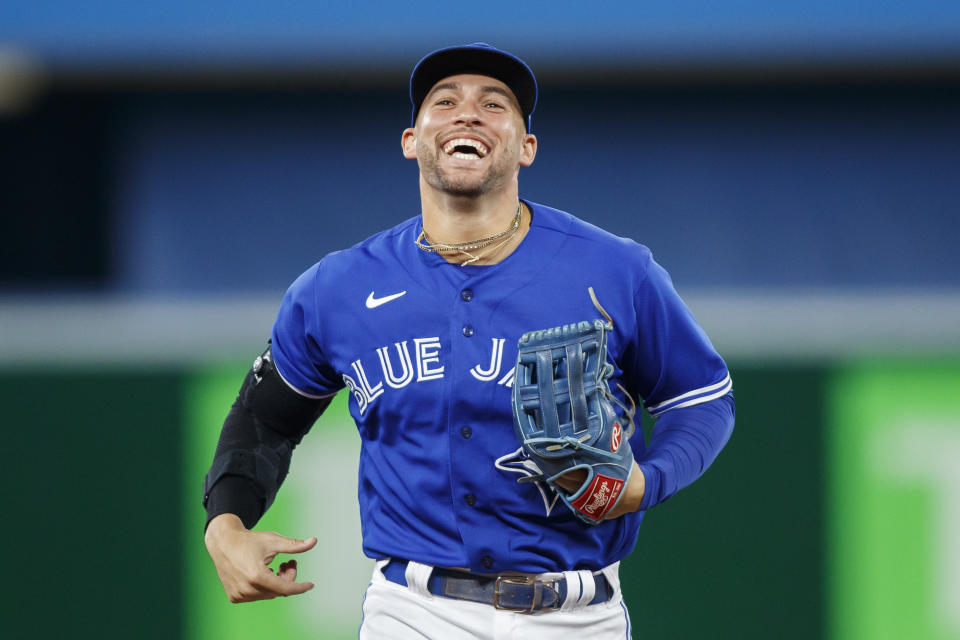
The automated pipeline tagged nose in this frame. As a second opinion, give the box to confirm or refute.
[453,100,483,126]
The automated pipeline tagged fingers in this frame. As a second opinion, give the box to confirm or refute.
[257,567,315,597]
[225,564,314,603]
[247,537,316,600]
[207,527,318,604]
[267,533,318,555]
[259,534,317,567]
[553,468,588,493]
[277,559,298,581]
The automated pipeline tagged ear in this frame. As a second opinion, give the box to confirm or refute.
[401,128,418,159]
[518,133,538,167]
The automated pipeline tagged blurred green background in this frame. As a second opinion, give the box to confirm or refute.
[5,359,959,638]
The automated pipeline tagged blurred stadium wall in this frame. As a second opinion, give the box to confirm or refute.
[2,3,960,639]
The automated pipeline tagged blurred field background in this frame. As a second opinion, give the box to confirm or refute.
[2,2,960,638]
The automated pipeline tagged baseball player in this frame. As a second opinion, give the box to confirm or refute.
[203,43,735,638]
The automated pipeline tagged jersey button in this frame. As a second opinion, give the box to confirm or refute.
[460,289,473,301]
[460,426,472,439]
[462,325,474,337]
[465,494,477,506]
[481,555,494,569]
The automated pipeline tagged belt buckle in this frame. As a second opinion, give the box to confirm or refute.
[493,575,537,614]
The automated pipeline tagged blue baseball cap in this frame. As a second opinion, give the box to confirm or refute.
[409,43,538,131]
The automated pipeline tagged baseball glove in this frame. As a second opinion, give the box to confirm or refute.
[511,318,636,525]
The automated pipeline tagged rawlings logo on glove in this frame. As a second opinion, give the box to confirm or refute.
[511,313,636,525]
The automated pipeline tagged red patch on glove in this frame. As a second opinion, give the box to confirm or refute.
[611,422,622,452]
[570,473,624,521]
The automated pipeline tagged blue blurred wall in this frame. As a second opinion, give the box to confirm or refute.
[110,84,960,293]
[4,1,960,66]
[2,2,959,295]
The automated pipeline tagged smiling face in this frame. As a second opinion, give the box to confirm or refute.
[402,73,537,198]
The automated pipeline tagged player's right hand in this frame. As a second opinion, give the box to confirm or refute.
[204,513,317,603]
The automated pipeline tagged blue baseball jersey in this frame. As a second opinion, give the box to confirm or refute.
[271,200,731,574]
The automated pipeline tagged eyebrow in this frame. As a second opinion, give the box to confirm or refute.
[426,82,517,105]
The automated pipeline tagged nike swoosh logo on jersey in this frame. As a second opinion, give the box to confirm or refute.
[365,290,407,309]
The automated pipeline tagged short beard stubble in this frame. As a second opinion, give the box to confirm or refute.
[418,144,513,198]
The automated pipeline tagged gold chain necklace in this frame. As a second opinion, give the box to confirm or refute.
[415,203,522,254]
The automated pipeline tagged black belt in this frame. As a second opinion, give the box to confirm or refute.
[381,559,613,613]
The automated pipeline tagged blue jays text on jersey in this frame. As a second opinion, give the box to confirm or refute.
[271,200,732,574]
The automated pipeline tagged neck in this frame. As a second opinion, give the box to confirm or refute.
[417,193,531,266]
[419,180,522,246]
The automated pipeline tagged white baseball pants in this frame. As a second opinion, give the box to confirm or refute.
[358,560,633,639]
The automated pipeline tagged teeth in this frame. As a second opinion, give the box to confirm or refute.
[442,138,489,157]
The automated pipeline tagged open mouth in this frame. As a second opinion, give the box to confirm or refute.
[442,138,489,160]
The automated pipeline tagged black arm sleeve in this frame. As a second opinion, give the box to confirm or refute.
[202,346,332,530]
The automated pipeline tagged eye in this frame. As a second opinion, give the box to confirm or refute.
[485,101,505,110]
[435,98,455,106]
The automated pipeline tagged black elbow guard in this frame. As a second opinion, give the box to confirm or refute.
[241,346,330,443]
[202,345,332,529]
[202,407,279,529]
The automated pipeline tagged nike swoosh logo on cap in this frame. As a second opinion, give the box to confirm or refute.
[365,290,407,309]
